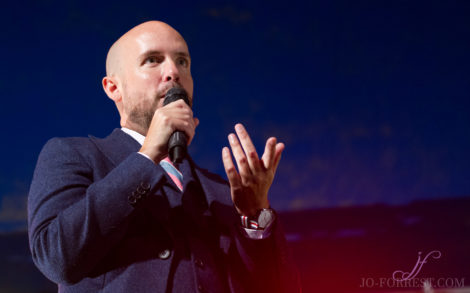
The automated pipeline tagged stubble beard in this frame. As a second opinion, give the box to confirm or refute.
[127,94,159,136]
[124,81,187,135]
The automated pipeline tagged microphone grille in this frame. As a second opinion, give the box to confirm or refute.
[163,87,190,107]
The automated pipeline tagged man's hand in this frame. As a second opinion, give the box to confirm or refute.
[222,123,284,217]
[140,99,199,163]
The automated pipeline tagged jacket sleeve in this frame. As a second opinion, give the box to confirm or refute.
[231,216,302,293]
[27,138,166,285]
[196,168,302,292]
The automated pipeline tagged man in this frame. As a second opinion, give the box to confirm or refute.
[28,21,299,292]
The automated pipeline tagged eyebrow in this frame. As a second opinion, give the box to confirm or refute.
[140,50,191,60]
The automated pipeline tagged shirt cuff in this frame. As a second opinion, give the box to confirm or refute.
[137,151,153,162]
[240,215,275,240]
[242,227,273,239]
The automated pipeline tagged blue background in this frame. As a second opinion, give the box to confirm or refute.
[1,0,469,232]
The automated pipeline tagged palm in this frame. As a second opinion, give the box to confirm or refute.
[222,124,284,217]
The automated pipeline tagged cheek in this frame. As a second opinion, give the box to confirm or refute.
[129,72,160,96]
[133,71,152,86]
[130,67,155,82]
[183,75,194,97]
[139,71,152,80]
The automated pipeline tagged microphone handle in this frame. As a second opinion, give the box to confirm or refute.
[168,131,187,164]
[163,87,190,164]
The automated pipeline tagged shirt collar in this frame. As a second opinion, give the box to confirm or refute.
[121,127,145,146]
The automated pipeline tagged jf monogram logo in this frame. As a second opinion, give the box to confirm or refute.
[392,250,442,281]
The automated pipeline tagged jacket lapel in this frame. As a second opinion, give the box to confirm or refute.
[191,160,238,226]
[89,128,141,167]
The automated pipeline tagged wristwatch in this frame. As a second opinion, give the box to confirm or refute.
[255,208,276,229]
[241,208,276,230]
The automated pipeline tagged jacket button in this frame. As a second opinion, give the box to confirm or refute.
[158,249,171,260]
[128,195,137,205]
[136,185,148,195]
[140,182,151,190]
[195,259,204,268]
[198,284,206,293]
[132,191,142,200]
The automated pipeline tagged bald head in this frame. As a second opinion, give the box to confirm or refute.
[102,20,194,134]
[105,21,187,77]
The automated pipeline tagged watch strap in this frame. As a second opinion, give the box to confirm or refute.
[240,208,275,230]
[240,215,260,229]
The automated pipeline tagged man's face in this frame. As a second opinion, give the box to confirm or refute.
[117,24,194,134]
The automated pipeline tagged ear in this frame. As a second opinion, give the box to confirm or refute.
[102,76,122,102]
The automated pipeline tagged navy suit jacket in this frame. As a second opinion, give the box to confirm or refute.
[28,129,300,292]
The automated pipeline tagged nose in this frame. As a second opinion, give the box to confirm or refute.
[162,59,179,83]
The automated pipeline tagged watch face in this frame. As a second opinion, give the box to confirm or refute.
[258,209,274,228]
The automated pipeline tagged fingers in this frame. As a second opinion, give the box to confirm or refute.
[227,123,284,175]
[228,133,253,183]
[141,100,198,163]
[222,146,241,189]
[261,137,285,171]
[157,100,197,142]
[162,102,193,123]
[272,142,285,173]
[261,137,276,169]
[234,124,262,173]
[165,98,192,109]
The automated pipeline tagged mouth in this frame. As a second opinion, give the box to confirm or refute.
[159,88,172,100]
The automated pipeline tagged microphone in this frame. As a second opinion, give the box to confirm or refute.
[163,87,191,164]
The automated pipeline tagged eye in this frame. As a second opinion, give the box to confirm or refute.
[177,57,189,67]
[144,56,163,65]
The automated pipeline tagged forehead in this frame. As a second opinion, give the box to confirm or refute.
[132,29,189,55]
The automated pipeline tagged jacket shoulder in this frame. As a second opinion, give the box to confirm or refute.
[37,134,113,174]
[43,136,96,151]
[41,135,101,158]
